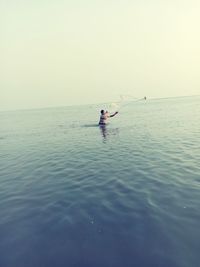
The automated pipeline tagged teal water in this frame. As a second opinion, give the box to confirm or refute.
[0,96,200,267]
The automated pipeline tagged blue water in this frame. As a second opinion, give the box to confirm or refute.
[0,96,200,267]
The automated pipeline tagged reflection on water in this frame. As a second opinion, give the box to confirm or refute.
[99,125,119,141]
[82,123,119,141]
[99,125,107,139]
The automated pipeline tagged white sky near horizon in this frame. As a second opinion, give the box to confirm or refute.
[0,0,200,111]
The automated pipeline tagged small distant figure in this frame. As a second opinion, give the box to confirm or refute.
[99,110,118,125]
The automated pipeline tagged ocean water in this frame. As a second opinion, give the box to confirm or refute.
[0,96,200,267]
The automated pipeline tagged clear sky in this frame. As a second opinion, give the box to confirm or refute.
[1,0,200,111]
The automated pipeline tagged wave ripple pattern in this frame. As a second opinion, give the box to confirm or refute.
[0,96,200,267]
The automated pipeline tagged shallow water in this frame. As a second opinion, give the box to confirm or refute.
[0,96,200,267]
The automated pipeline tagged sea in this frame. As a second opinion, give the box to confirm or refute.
[0,96,200,267]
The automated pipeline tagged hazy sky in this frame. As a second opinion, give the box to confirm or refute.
[1,0,200,111]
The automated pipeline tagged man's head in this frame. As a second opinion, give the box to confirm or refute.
[101,110,105,115]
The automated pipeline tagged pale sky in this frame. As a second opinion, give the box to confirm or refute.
[1,0,200,111]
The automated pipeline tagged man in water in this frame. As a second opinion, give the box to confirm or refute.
[99,110,118,125]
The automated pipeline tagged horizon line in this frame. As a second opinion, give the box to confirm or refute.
[0,94,199,113]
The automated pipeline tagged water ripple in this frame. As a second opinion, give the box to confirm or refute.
[0,97,200,267]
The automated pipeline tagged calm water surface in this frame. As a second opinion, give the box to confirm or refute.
[0,96,200,267]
